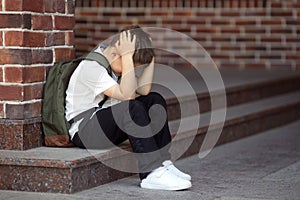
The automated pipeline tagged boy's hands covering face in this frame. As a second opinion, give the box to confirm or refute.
[115,30,136,57]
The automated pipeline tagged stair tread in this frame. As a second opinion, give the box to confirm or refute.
[154,66,300,99]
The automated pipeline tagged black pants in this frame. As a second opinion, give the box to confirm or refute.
[72,92,172,179]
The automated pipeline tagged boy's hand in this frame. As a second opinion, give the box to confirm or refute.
[115,30,136,57]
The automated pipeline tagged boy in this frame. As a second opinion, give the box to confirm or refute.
[65,25,192,190]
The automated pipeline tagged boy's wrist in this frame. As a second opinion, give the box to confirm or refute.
[121,54,134,64]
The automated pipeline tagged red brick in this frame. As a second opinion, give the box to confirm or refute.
[211,36,232,42]
[0,49,32,65]
[173,11,194,17]
[235,53,255,60]
[271,2,283,8]
[0,14,22,28]
[137,20,157,26]
[55,48,75,61]
[162,19,184,25]
[0,1,2,11]
[286,19,300,26]
[6,101,41,119]
[24,84,44,100]
[260,19,283,26]
[32,15,53,30]
[56,0,66,13]
[211,19,231,26]
[270,28,293,34]
[271,11,293,17]
[286,37,300,43]
[78,11,98,17]
[244,10,267,17]
[245,45,267,51]
[186,19,206,25]
[5,0,23,11]
[270,45,293,51]
[23,0,44,12]
[4,67,23,83]
[235,19,257,26]
[44,0,57,13]
[260,54,282,60]
[236,36,256,42]
[4,31,23,46]
[220,28,241,34]
[0,85,23,101]
[196,27,217,34]
[32,49,53,64]
[5,31,46,47]
[21,14,32,29]
[196,11,216,17]
[23,66,45,83]
[103,11,122,17]
[220,45,241,51]
[210,53,230,59]
[173,27,192,34]
[126,11,145,17]
[284,2,300,9]
[244,28,266,34]
[54,16,75,30]
[46,32,65,46]
[286,54,300,61]
[149,11,169,17]
[220,11,241,17]
[261,37,282,43]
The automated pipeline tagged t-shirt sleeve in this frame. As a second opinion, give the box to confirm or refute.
[78,60,117,97]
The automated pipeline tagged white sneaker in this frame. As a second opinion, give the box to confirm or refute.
[140,166,192,191]
[163,160,192,181]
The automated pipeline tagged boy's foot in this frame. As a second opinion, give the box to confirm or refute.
[163,160,192,181]
[140,166,192,191]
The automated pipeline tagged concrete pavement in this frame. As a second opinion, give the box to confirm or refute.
[1,120,299,200]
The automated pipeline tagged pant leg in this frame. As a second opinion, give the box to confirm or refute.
[136,92,172,160]
[74,99,167,180]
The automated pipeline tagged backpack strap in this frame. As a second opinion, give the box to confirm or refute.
[83,52,112,108]
[83,52,112,76]
[68,52,112,125]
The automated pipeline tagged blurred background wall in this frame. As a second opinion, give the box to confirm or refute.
[75,0,299,70]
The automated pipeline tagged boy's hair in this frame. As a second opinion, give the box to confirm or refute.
[110,25,154,66]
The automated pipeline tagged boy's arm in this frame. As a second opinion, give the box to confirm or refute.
[136,58,154,96]
[104,31,137,100]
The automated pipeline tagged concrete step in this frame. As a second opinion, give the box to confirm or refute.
[1,67,300,193]
[155,67,300,120]
[1,87,299,194]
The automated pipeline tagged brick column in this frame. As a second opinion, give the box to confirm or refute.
[0,0,75,150]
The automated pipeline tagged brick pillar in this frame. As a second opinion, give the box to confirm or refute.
[0,0,75,150]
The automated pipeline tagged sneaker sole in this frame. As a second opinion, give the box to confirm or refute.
[140,182,192,191]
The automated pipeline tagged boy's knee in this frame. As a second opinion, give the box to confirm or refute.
[129,99,146,111]
[147,92,167,107]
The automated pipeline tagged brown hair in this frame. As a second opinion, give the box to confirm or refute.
[110,25,154,66]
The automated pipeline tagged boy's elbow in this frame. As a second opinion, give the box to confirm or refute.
[138,87,151,96]
[120,93,136,100]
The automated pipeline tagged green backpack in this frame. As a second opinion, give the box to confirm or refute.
[42,52,111,147]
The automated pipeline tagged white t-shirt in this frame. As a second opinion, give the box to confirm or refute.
[65,48,119,139]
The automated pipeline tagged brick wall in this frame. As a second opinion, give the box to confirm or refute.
[0,0,75,150]
[75,0,299,69]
